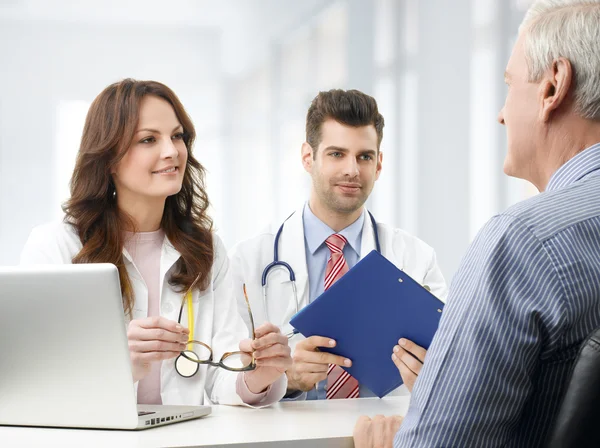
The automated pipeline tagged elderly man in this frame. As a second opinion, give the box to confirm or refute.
[354,0,600,446]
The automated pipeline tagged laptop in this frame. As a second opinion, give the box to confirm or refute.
[0,263,211,430]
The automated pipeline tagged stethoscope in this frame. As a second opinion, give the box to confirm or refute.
[261,211,381,323]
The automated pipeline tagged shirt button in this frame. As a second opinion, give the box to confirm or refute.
[162,302,174,313]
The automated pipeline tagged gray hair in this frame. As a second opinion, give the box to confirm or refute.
[520,0,600,120]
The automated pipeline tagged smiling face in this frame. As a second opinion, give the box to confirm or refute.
[303,119,382,215]
[112,95,188,204]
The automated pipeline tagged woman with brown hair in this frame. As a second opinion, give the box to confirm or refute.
[20,79,291,407]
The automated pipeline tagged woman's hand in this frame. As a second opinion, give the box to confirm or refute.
[127,316,189,383]
[392,338,427,392]
[239,323,292,394]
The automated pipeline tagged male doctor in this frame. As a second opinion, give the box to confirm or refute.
[230,89,447,400]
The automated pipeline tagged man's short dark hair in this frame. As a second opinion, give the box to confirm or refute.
[305,89,384,156]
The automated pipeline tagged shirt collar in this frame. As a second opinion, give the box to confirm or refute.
[546,142,600,192]
[302,202,364,257]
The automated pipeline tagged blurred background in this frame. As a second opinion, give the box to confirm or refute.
[0,0,537,282]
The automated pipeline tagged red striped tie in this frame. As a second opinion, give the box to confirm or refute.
[324,234,359,399]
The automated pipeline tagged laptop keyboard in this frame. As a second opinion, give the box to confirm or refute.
[138,411,156,416]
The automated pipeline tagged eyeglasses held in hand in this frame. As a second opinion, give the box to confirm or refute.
[175,280,256,378]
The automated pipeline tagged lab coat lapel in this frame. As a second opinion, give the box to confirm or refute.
[160,237,182,293]
[359,209,377,260]
[359,210,404,270]
[122,247,149,320]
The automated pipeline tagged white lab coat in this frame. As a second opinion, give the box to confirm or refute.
[20,221,287,407]
[229,207,448,397]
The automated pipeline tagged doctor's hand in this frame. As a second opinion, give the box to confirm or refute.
[127,317,189,383]
[286,336,352,392]
[239,323,292,394]
[392,338,427,393]
[353,415,404,448]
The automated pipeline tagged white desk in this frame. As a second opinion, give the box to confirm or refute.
[0,396,409,447]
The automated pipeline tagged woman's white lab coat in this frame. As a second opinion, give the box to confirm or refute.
[20,221,287,406]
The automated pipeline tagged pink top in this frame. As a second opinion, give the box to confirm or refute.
[124,230,273,406]
[125,229,164,405]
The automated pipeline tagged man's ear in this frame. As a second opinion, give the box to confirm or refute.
[375,151,383,181]
[301,142,314,173]
[540,57,573,122]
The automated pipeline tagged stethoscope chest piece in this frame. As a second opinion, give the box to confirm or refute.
[175,350,200,378]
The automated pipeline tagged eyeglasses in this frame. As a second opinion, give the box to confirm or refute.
[175,281,256,378]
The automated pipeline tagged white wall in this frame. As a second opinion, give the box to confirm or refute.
[0,0,538,283]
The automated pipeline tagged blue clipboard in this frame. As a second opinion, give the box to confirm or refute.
[289,250,444,398]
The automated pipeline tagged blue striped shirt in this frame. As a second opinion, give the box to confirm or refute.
[395,142,600,447]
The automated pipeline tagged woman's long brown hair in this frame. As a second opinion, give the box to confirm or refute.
[63,79,213,316]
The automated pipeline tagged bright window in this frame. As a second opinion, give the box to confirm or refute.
[54,100,89,220]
